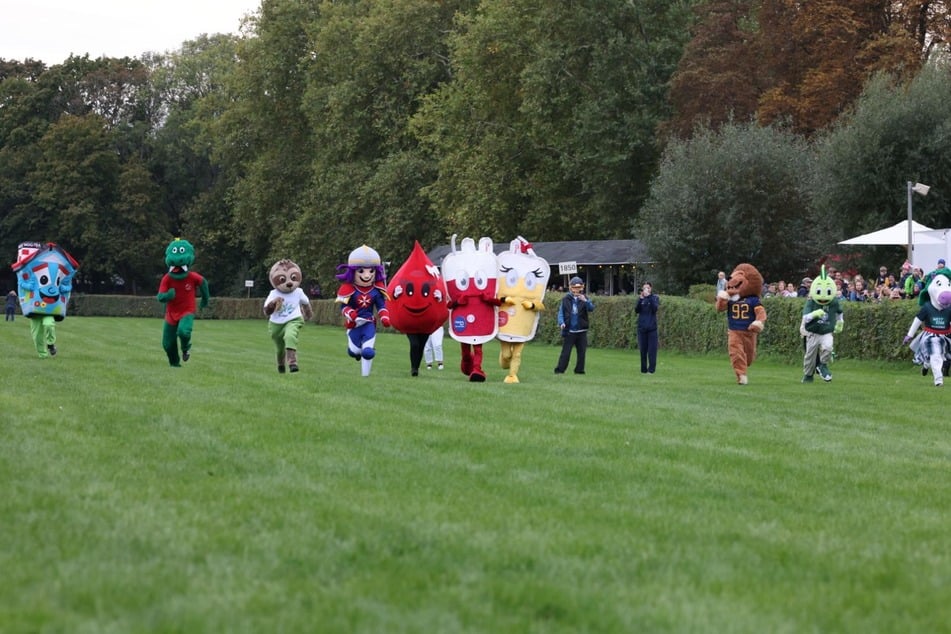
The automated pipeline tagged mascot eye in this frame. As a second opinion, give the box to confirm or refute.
[39,274,50,285]
[392,284,403,298]
[406,282,415,297]
[473,270,489,290]
[277,275,287,285]
[290,273,301,282]
[421,282,431,297]
[434,289,443,302]
[524,274,537,291]
[454,272,470,290]
[505,268,519,287]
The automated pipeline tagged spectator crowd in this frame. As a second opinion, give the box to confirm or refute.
[758,258,948,303]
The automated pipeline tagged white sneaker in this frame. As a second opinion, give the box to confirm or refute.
[437,363,444,370]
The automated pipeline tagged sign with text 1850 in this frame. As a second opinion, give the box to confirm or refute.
[558,261,577,275]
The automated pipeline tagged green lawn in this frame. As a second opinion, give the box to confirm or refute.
[1,316,949,633]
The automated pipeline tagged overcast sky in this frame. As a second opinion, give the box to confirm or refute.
[0,0,260,65]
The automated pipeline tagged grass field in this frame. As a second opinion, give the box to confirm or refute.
[1,316,950,633]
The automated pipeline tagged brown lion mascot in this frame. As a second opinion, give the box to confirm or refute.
[715,263,767,385]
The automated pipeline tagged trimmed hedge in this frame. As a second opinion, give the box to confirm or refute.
[70,293,919,363]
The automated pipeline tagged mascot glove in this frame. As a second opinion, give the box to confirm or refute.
[809,309,826,320]
[199,297,209,309]
[749,320,764,333]
[834,321,843,334]
[343,307,357,326]
[157,288,176,302]
[903,335,913,344]
[521,300,537,310]
[502,296,517,306]
[716,290,730,301]
[380,314,391,328]
[59,281,72,294]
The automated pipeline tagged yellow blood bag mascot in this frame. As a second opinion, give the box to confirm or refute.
[156,238,210,367]
[799,265,843,383]
[496,236,549,383]
[264,259,313,373]
[715,263,767,385]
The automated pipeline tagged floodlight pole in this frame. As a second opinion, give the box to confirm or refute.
[907,181,930,263]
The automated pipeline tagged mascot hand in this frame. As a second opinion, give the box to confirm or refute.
[521,300,538,310]
[302,304,314,321]
[59,280,72,294]
[809,309,825,320]
[834,321,843,334]
[343,307,357,327]
[903,335,913,344]
[501,296,517,306]
[157,288,175,303]
[716,290,730,301]
[199,296,209,310]
[380,313,391,328]
[749,320,764,333]
[272,297,284,312]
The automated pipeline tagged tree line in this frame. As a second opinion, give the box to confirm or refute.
[3,0,951,296]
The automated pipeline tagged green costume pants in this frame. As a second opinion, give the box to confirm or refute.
[162,314,195,366]
[29,315,56,358]
[268,317,304,355]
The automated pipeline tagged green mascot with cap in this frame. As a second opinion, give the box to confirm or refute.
[156,238,210,367]
[799,265,843,382]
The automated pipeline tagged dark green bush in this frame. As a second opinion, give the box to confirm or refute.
[69,294,920,362]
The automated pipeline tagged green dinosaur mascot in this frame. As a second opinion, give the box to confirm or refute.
[156,238,209,367]
[799,265,843,383]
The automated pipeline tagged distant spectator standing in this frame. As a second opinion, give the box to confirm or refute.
[5,290,16,321]
[716,271,727,293]
[634,282,659,374]
[797,277,812,297]
[424,324,445,370]
[554,276,594,375]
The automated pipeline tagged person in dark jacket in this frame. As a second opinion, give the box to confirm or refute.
[635,282,659,373]
[554,276,595,374]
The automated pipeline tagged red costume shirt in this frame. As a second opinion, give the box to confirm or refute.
[159,272,205,324]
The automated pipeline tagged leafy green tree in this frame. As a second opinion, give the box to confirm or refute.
[415,0,696,242]
[280,0,469,282]
[27,114,120,287]
[812,64,951,267]
[636,121,820,291]
[148,35,249,293]
[214,0,320,286]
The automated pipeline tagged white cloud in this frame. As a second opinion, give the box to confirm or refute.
[0,0,259,65]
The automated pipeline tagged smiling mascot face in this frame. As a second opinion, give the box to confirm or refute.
[810,266,836,305]
[725,263,763,299]
[165,239,196,280]
[386,241,449,334]
[269,259,303,293]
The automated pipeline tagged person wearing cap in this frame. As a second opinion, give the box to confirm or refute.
[796,277,812,297]
[554,276,595,374]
